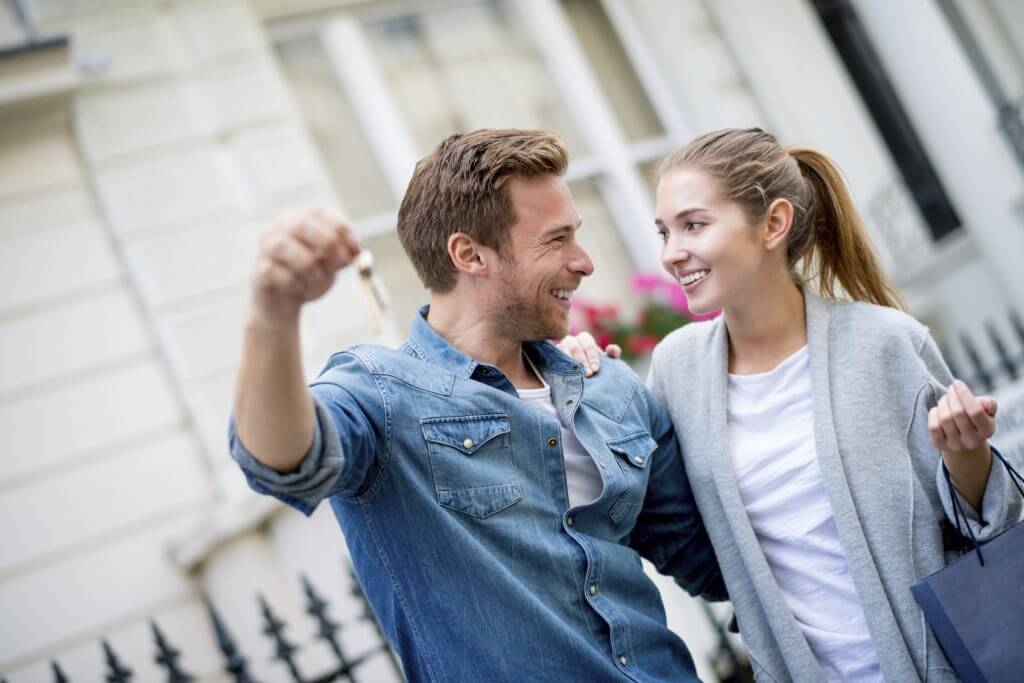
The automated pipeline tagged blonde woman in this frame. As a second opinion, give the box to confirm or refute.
[565,128,1021,681]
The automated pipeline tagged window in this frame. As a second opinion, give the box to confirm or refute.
[270,0,677,335]
[812,0,962,241]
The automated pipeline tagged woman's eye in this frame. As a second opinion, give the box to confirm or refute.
[656,228,668,242]
[686,221,705,231]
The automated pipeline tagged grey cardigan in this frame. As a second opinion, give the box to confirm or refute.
[648,292,1021,682]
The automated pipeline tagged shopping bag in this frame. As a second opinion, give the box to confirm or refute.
[911,449,1024,682]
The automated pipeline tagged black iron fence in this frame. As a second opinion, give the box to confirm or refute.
[11,565,402,683]
[942,309,1024,395]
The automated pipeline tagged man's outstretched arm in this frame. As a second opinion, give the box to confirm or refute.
[234,206,363,474]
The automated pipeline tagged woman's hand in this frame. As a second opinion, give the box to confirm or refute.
[556,332,622,377]
[928,380,997,453]
[929,380,997,511]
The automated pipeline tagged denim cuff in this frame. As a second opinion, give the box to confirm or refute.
[228,396,345,516]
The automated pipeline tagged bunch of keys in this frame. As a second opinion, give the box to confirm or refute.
[356,250,389,335]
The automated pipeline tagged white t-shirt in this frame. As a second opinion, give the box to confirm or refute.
[516,364,603,509]
[727,346,882,682]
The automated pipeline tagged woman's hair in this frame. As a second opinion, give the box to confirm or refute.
[658,127,904,310]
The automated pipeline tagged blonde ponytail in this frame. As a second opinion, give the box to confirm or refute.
[660,128,904,310]
[788,147,905,310]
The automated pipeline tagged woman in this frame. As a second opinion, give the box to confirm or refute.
[565,128,1021,681]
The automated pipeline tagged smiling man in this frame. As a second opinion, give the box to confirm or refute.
[229,129,724,682]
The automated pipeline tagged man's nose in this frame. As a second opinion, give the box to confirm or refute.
[570,242,595,277]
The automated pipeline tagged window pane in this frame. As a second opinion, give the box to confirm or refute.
[639,159,660,204]
[363,1,589,157]
[275,35,396,220]
[0,1,28,50]
[560,0,664,142]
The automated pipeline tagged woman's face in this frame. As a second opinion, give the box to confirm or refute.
[654,167,767,315]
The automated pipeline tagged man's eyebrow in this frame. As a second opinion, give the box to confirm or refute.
[543,219,582,237]
[655,207,706,226]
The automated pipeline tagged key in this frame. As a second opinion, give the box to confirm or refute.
[356,250,389,335]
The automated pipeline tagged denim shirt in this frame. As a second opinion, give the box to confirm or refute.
[230,308,725,682]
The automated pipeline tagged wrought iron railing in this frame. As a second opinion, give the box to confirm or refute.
[7,565,402,683]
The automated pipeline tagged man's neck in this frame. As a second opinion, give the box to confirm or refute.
[426,298,543,389]
[723,274,807,375]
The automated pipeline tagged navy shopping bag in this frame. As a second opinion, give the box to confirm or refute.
[911,450,1024,683]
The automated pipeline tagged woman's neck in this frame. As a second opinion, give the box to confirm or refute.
[723,278,808,375]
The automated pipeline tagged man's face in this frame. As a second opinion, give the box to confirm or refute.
[492,175,594,342]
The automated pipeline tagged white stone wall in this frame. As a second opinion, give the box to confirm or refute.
[0,1,393,681]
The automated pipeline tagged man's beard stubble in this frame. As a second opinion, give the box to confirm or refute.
[495,261,567,342]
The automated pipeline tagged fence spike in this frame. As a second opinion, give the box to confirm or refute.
[204,595,259,683]
[300,575,351,669]
[258,594,303,683]
[1009,309,1024,362]
[50,661,69,683]
[102,640,133,683]
[959,331,992,392]
[151,620,195,683]
[985,321,1018,382]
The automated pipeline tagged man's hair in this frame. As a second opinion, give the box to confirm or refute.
[397,128,569,292]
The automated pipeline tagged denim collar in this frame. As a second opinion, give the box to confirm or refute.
[405,305,582,380]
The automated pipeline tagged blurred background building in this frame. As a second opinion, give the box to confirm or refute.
[1,0,1023,680]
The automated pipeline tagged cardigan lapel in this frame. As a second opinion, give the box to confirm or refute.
[704,315,823,680]
[803,293,919,681]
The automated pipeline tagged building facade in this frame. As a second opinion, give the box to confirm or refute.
[1,0,1022,680]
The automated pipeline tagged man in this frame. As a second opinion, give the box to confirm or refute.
[230,129,724,681]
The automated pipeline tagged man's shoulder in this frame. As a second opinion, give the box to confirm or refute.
[317,343,427,381]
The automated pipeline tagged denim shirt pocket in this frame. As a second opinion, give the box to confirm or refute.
[606,432,657,526]
[421,413,522,519]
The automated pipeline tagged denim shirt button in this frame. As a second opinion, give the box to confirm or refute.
[566,516,574,527]
[588,584,597,595]
[618,656,628,667]
[463,438,474,449]
[548,437,558,447]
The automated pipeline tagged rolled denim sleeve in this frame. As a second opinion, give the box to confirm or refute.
[228,352,384,515]
[630,384,728,602]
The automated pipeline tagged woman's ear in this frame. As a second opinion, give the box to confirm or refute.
[448,232,488,276]
[763,198,795,252]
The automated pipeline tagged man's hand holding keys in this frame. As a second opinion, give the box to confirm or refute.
[235,207,362,474]
[251,206,362,326]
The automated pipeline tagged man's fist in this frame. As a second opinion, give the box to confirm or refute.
[928,379,998,454]
[251,207,362,323]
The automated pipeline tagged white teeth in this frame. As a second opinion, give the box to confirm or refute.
[551,289,575,301]
[679,269,710,286]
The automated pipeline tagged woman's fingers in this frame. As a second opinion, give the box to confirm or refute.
[930,381,997,453]
[946,382,978,448]
[556,335,588,368]
[953,380,995,441]
[575,331,603,376]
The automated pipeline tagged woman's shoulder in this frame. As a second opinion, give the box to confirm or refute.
[827,299,928,349]
[652,318,718,363]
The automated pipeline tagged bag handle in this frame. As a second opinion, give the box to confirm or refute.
[942,447,1024,567]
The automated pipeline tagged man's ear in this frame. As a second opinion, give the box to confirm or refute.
[763,198,795,252]
[448,232,488,276]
